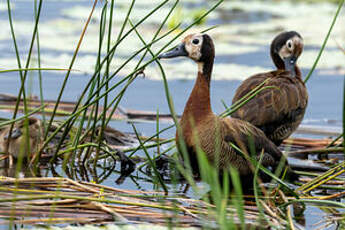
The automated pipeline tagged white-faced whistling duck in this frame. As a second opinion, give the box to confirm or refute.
[158,33,296,182]
[231,31,308,146]
[0,117,44,159]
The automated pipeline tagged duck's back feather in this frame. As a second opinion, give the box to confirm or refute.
[232,70,308,145]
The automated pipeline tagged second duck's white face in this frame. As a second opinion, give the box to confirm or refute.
[183,34,204,61]
[278,35,304,60]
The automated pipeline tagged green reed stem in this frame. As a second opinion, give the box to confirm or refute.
[132,124,168,193]
[44,0,98,141]
[0,68,72,73]
[71,0,169,116]
[128,124,175,157]
[89,138,175,165]
[104,0,179,127]
[297,162,345,193]
[44,0,221,164]
[0,105,45,128]
[52,24,180,145]
[304,0,344,83]
[50,1,172,159]
[220,78,270,116]
[93,0,133,163]
[131,0,224,191]
[343,77,345,156]
[229,143,297,196]
[327,133,343,147]
[253,150,266,224]
[85,0,219,111]
[89,2,108,167]
[5,0,28,154]
[5,0,43,163]
[138,145,177,170]
[34,0,46,132]
[95,0,115,164]
[82,3,109,164]
[280,199,345,209]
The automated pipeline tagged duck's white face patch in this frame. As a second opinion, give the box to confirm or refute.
[184,34,203,61]
[278,35,304,59]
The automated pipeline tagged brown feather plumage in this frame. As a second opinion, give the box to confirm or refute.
[0,117,44,158]
[159,33,295,182]
[232,31,307,145]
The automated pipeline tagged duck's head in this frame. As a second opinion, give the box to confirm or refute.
[158,33,215,76]
[4,117,42,140]
[270,31,303,76]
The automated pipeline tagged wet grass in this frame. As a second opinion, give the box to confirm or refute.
[0,0,344,229]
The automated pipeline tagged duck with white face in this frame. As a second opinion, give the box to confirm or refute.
[271,31,304,77]
[232,31,308,146]
[158,33,297,184]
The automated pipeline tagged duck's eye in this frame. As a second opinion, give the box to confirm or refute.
[192,39,199,45]
[286,40,293,50]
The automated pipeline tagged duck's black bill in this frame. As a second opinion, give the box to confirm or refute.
[158,43,187,59]
[284,56,297,76]
[4,128,22,140]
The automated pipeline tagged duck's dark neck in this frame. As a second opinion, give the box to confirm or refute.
[271,52,285,70]
[271,53,302,79]
[181,61,213,125]
[294,65,302,79]
[200,58,213,82]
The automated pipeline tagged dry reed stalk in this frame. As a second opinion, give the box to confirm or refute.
[0,217,100,225]
[278,190,296,230]
[299,178,345,185]
[80,181,165,195]
[0,177,65,183]
[0,207,106,216]
[283,137,342,148]
[286,147,343,156]
[0,177,296,227]
[259,200,285,226]
[28,199,80,206]
[65,178,99,193]
[318,191,345,200]
[297,164,345,193]
[177,205,200,219]
[90,201,128,222]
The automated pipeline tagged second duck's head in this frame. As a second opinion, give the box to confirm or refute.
[270,31,303,77]
[159,33,215,76]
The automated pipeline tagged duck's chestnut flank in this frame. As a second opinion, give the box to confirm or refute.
[159,33,296,183]
[232,31,308,146]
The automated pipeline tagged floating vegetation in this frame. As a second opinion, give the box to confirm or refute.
[0,177,286,228]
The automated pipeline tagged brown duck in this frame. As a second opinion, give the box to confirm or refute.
[158,33,295,181]
[232,31,308,146]
[0,117,44,159]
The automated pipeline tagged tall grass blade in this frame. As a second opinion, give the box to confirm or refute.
[304,0,344,83]
[44,0,99,140]
[131,124,168,193]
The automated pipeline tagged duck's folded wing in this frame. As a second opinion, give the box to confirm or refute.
[222,118,283,162]
[231,71,307,128]
[223,118,299,180]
